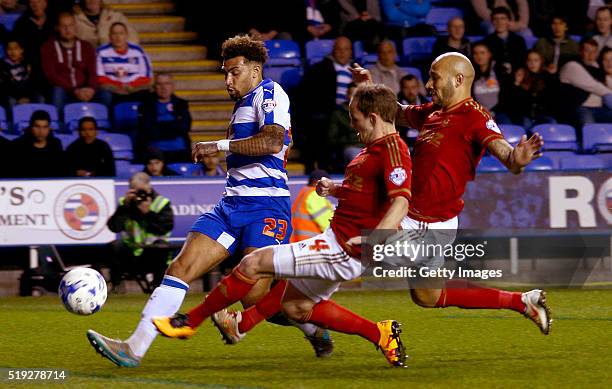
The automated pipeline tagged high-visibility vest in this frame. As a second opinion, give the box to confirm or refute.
[119,195,171,256]
[290,186,334,242]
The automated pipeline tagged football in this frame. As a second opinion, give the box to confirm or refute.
[58,267,107,315]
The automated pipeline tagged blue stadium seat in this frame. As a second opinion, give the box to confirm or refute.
[167,162,200,176]
[523,35,538,49]
[113,102,141,132]
[531,124,579,151]
[12,104,60,132]
[0,12,21,31]
[0,106,7,131]
[0,132,18,141]
[55,133,78,149]
[560,154,607,171]
[477,155,506,172]
[570,34,582,42]
[305,39,334,65]
[545,151,577,169]
[265,40,301,66]
[64,103,110,131]
[498,124,525,146]
[353,41,399,65]
[99,133,133,160]
[399,66,424,83]
[265,66,303,90]
[582,123,612,153]
[425,7,463,33]
[402,37,436,63]
[466,35,484,43]
[525,156,555,171]
[115,161,143,179]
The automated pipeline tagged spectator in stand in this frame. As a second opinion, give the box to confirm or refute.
[559,38,612,126]
[338,0,381,28]
[370,40,406,94]
[341,0,384,53]
[600,47,612,88]
[243,0,303,41]
[471,41,512,122]
[199,154,226,177]
[65,117,115,177]
[380,0,435,38]
[12,110,65,178]
[592,6,612,53]
[483,7,527,75]
[13,0,53,64]
[136,73,191,163]
[142,149,179,177]
[41,12,100,112]
[328,82,361,171]
[73,0,139,48]
[432,17,472,59]
[534,15,580,74]
[0,38,44,107]
[471,0,532,36]
[505,50,559,128]
[397,74,428,105]
[299,36,353,172]
[0,0,25,15]
[305,0,340,40]
[96,22,153,106]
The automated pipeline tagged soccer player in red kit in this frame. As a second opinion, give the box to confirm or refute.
[352,52,552,335]
[153,84,412,367]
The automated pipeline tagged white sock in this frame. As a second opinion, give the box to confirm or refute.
[295,322,318,337]
[126,275,189,358]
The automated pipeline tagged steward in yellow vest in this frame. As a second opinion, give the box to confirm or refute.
[290,170,334,242]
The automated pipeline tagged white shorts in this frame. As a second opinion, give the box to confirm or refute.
[272,228,363,302]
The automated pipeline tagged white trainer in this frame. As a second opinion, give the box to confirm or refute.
[521,289,552,335]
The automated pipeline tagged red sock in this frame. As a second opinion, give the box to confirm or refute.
[307,300,381,345]
[436,280,525,313]
[238,280,288,333]
[187,268,256,328]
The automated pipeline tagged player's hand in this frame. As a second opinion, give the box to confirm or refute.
[349,64,373,85]
[316,177,336,197]
[513,133,544,167]
[192,141,219,162]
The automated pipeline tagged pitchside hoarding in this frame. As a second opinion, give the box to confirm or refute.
[0,172,610,246]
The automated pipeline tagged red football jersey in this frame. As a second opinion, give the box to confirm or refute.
[330,133,412,257]
[404,98,505,222]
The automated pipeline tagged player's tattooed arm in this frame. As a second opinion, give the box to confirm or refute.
[228,124,285,156]
[488,133,544,174]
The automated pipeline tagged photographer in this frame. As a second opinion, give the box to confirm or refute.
[107,172,174,293]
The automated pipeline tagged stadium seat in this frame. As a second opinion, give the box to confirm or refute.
[402,37,436,63]
[353,41,399,65]
[113,102,141,132]
[559,154,607,170]
[99,133,133,160]
[570,34,582,42]
[498,124,525,146]
[425,7,463,33]
[265,40,301,66]
[305,39,334,65]
[115,161,143,179]
[399,66,424,83]
[545,151,577,169]
[466,35,484,43]
[0,106,7,131]
[523,35,538,49]
[525,155,555,171]
[12,104,60,132]
[477,155,506,172]
[167,162,200,176]
[531,124,579,151]
[0,132,18,141]
[582,123,612,153]
[55,133,78,149]
[265,66,303,90]
[64,103,110,131]
[0,12,21,31]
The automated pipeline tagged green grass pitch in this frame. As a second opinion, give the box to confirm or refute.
[0,289,611,388]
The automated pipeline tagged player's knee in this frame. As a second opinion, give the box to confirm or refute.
[410,288,440,308]
[238,252,263,278]
[281,300,315,323]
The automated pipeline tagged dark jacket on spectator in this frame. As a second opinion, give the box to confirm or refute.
[0,57,41,102]
[483,32,527,74]
[505,70,560,122]
[136,94,191,161]
[11,132,65,178]
[107,189,174,237]
[431,36,471,60]
[65,138,116,177]
[41,37,97,93]
[301,57,339,118]
[13,12,53,63]
[534,36,580,68]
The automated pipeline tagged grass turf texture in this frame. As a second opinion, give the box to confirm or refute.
[0,289,610,388]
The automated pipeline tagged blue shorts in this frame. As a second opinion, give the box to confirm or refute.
[190,197,292,255]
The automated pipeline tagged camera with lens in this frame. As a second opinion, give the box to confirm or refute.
[134,189,153,203]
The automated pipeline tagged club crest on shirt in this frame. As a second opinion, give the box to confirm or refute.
[262,99,276,113]
[389,167,407,186]
[486,119,501,134]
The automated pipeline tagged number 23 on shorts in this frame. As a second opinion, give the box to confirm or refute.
[262,218,288,241]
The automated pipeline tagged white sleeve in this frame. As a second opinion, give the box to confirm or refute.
[255,82,291,131]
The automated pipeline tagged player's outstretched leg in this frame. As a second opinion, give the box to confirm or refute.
[413,280,552,334]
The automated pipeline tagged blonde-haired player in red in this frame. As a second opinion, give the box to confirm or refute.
[153,84,412,367]
[351,52,552,334]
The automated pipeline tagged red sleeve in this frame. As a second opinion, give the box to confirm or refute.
[470,112,505,148]
[381,136,412,201]
[403,102,436,130]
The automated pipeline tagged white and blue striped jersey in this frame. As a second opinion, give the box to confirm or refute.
[95,43,152,84]
[225,78,292,204]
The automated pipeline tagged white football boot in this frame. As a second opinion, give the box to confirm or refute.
[521,289,552,335]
